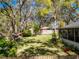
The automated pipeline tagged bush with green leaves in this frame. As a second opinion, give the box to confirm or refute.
[22,29,32,37]
[33,22,40,35]
[50,31,58,44]
[0,38,17,57]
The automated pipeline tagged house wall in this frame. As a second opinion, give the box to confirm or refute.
[41,30,53,35]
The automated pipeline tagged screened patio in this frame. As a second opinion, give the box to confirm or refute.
[59,21,79,50]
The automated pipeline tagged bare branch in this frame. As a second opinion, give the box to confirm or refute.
[20,0,27,9]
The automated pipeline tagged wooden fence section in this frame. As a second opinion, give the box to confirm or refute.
[0,55,79,59]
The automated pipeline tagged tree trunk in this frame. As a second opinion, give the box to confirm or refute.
[11,19,16,33]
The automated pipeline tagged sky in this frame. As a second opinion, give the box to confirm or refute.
[32,0,36,7]
[71,3,77,9]
[76,8,79,14]
[0,0,36,8]
[71,3,79,15]
[10,0,17,7]
[0,0,79,15]
[0,3,6,8]
[0,0,17,8]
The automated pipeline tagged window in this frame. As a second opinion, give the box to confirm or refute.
[68,29,74,41]
[59,29,68,39]
[75,29,79,43]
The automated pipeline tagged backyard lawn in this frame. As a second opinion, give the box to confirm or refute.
[24,35,52,42]
[16,35,77,56]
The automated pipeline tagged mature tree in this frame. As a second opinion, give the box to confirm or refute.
[34,0,52,27]
[59,0,79,24]
[0,0,33,39]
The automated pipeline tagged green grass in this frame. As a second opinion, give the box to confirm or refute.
[24,35,52,42]
[16,35,53,56]
[16,34,77,56]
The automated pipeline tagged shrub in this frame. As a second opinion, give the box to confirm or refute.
[50,31,58,44]
[0,38,17,56]
[22,30,32,37]
[33,23,40,35]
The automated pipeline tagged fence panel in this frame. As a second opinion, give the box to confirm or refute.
[0,55,78,59]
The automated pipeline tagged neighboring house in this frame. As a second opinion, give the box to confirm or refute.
[41,27,53,35]
[40,21,59,35]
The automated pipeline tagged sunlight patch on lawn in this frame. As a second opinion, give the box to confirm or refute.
[24,35,52,42]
